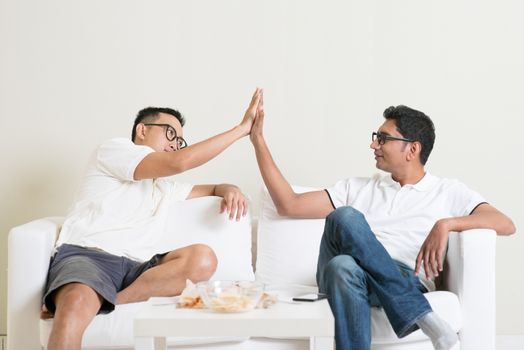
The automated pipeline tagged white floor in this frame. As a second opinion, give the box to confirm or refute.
[497,335,524,350]
[0,335,522,349]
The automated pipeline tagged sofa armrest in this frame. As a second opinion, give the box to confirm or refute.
[442,229,496,350]
[7,217,63,350]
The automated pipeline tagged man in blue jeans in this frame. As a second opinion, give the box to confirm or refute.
[249,92,515,350]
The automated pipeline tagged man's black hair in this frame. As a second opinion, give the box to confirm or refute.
[131,107,185,142]
[383,105,435,165]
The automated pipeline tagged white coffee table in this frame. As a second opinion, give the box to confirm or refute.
[134,298,334,350]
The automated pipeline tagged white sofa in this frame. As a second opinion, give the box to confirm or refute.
[7,189,496,350]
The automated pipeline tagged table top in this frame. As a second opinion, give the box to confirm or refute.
[134,297,334,338]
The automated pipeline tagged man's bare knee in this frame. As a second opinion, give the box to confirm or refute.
[54,283,102,318]
[187,244,217,281]
[47,283,101,350]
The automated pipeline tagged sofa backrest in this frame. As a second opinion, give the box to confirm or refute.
[255,187,326,287]
[157,196,255,281]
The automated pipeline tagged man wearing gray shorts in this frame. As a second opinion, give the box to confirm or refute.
[44,244,169,315]
[43,89,262,350]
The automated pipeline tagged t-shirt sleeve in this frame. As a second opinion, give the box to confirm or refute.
[96,138,155,181]
[449,181,487,217]
[325,178,351,208]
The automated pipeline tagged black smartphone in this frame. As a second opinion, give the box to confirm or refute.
[292,293,328,302]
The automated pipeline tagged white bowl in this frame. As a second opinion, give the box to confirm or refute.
[196,280,265,313]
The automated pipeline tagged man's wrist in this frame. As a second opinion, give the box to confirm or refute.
[234,123,250,138]
[251,134,266,147]
[436,217,453,233]
[215,184,239,196]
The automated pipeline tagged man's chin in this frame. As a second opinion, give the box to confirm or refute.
[374,161,387,172]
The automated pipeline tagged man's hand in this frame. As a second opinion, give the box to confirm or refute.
[415,219,450,279]
[250,89,265,144]
[239,88,262,136]
[216,185,249,221]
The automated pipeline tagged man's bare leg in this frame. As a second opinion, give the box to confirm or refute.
[47,283,103,350]
[116,244,217,304]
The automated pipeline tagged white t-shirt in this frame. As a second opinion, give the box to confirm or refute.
[326,172,486,291]
[56,138,193,261]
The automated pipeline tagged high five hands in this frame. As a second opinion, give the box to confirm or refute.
[237,87,265,139]
[239,88,263,136]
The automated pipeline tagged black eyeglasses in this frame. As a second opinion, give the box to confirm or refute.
[143,123,188,149]
[372,132,414,145]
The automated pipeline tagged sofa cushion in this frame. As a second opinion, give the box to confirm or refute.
[158,195,255,281]
[255,187,325,287]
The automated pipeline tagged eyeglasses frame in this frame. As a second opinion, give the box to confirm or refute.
[143,123,188,149]
[372,131,415,145]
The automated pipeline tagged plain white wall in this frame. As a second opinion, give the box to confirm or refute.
[1,0,523,335]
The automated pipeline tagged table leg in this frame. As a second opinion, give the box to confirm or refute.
[310,336,334,350]
[155,337,167,350]
[135,336,167,350]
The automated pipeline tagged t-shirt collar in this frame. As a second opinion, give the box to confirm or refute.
[381,172,436,192]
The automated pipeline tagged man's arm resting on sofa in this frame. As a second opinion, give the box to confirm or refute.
[187,184,249,221]
[445,203,515,237]
[416,203,515,279]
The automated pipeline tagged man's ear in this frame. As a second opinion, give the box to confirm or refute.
[135,123,147,142]
[407,141,422,162]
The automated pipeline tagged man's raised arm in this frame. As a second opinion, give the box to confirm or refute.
[134,88,262,180]
[249,92,333,219]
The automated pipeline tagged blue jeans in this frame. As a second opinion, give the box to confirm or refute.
[316,207,432,350]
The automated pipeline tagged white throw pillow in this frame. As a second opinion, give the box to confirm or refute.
[255,187,326,287]
[156,196,255,281]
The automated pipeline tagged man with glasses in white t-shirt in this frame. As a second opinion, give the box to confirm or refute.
[249,92,515,350]
[42,88,263,350]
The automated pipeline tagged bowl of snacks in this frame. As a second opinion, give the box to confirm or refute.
[196,280,265,313]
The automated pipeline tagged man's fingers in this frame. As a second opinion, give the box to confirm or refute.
[236,202,243,221]
[430,250,438,277]
[220,193,248,221]
[437,248,444,272]
[227,198,233,218]
[242,200,248,217]
[249,88,262,110]
[423,251,432,279]
[229,201,238,220]
[250,88,260,103]
[415,252,422,275]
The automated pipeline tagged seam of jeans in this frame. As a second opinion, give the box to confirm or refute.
[397,307,433,338]
[397,308,432,338]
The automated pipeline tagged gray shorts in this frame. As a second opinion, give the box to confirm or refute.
[43,244,167,314]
